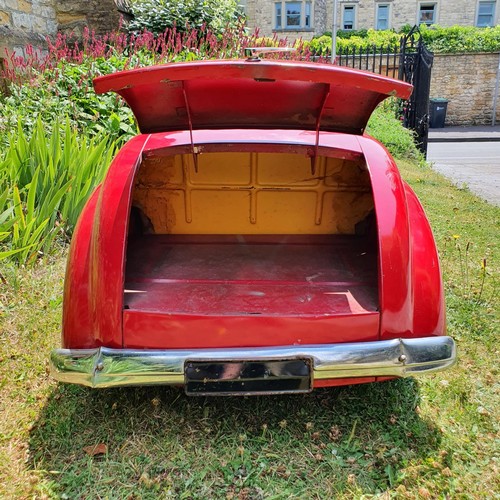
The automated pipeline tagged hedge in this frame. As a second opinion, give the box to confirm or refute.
[306,25,500,55]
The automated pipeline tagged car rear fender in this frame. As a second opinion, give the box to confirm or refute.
[358,136,414,339]
[405,183,446,336]
[359,136,445,339]
[62,134,151,349]
[88,134,151,348]
[62,185,101,348]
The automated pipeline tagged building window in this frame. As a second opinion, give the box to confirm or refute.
[418,3,437,25]
[275,3,282,28]
[274,1,312,30]
[342,5,356,30]
[476,1,496,26]
[305,1,311,27]
[286,1,301,26]
[376,4,390,30]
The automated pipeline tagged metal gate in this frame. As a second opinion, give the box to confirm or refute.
[334,26,434,157]
[398,26,434,156]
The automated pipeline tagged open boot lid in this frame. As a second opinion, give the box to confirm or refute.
[93,59,412,135]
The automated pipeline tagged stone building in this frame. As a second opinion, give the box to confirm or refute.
[0,0,130,59]
[244,0,500,40]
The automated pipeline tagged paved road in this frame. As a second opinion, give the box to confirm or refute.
[427,142,500,207]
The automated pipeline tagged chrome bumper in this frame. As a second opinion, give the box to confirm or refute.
[50,337,456,389]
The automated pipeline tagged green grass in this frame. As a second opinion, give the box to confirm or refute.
[1,159,499,498]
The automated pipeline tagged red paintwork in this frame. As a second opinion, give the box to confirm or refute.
[358,137,445,339]
[123,311,380,350]
[93,60,412,135]
[62,185,100,348]
[61,61,445,387]
[123,234,379,348]
[62,131,446,356]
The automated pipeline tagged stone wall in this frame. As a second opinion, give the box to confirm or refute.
[0,0,57,57]
[431,52,500,126]
[0,0,126,58]
[360,0,496,30]
[313,0,327,37]
[56,0,122,39]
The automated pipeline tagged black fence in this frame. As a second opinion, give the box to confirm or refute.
[336,44,402,78]
[330,29,433,157]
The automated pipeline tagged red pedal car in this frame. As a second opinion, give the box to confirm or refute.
[50,58,456,395]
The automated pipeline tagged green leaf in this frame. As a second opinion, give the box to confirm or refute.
[12,186,25,230]
[26,167,40,225]
[0,245,35,260]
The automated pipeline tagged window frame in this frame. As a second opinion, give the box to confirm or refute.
[342,4,357,31]
[476,0,496,27]
[273,1,313,31]
[418,2,438,26]
[375,3,391,30]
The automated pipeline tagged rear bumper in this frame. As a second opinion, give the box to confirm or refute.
[50,337,456,389]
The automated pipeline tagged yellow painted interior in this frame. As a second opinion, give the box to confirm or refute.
[132,152,374,234]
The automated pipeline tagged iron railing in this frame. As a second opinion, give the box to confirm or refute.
[336,44,402,78]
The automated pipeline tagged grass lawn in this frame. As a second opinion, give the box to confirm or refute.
[0,157,498,499]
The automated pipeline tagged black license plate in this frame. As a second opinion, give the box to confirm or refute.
[184,359,312,396]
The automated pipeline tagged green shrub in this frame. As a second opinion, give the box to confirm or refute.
[0,26,257,143]
[420,24,500,53]
[322,29,370,39]
[128,0,243,35]
[307,29,402,55]
[0,58,138,147]
[308,25,500,55]
[366,100,423,161]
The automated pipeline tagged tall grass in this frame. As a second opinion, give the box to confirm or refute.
[0,119,117,264]
[366,100,423,162]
